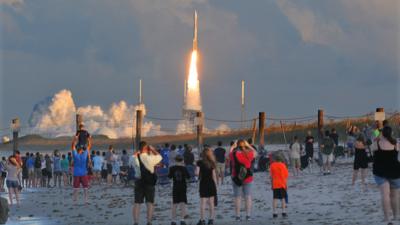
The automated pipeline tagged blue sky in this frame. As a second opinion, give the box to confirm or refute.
[0,0,399,132]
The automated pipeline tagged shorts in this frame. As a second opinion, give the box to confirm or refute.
[45,169,52,178]
[28,168,35,177]
[101,169,107,179]
[172,187,187,204]
[374,176,400,189]
[290,158,300,168]
[273,188,287,199]
[353,160,368,170]
[34,168,42,178]
[6,180,19,188]
[216,163,225,176]
[1,172,6,178]
[232,182,253,197]
[106,164,112,175]
[73,176,89,189]
[134,181,155,204]
[322,153,333,163]
[54,171,62,177]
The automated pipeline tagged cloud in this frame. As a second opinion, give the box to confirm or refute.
[276,0,399,67]
[0,0,23,7]
[276,0,345,46]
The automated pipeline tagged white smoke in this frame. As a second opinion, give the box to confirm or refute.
[2,136,10,144]
[215,123,231,133]
[28,89,162,138]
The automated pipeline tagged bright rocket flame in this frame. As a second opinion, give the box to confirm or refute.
[188,50,199,90]
[185,50,201,111]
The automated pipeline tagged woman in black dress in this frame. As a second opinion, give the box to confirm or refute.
[195,147,217,225]
[352,136,368,189]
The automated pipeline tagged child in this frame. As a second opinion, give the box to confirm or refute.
[270,152,289,218]
[168,155,190,225]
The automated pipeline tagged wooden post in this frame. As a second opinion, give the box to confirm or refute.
[135,110,143,151]
[11,118,19,154]
[317,109,324,146]
[76,114,83,132]
[258,112,266,147]
[251,118,257,143]
[196,112,203,156]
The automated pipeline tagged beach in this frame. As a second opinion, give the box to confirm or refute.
[2,158,393,225]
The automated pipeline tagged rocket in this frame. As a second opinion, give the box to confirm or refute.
[193,10,198,51]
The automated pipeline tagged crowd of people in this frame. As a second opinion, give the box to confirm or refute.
[0,121,399,225]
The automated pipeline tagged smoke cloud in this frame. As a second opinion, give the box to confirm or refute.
[28,89,162,138]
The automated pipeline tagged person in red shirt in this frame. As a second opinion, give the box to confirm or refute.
[269,152,289,218]
[229,139,257,221]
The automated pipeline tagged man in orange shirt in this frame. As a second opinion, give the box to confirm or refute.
[269,151,289,218]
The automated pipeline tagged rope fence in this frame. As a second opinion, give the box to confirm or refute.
[0,110,398,140]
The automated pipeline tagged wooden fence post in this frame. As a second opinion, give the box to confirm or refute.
[258,112,266,148]
[11,118,19,154]
[135,110,143,151]
[196,112,203,156]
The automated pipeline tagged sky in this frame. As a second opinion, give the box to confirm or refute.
[0,0,399,135]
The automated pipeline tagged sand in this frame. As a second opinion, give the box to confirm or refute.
[2,158,397,225]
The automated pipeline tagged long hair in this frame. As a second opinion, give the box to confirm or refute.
[8,156,17,167]
[201,147,216,169]
[382,126,396,145]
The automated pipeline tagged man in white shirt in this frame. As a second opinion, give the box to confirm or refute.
[132,141,162,225]
[289,136,301,176]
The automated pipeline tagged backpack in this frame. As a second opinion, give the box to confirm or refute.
[34,157,41,168]
[232,150,252,186]
[138,155,157,186]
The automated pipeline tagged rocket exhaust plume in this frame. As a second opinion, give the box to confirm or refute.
[185,10,202,111]
[179,10,202,133]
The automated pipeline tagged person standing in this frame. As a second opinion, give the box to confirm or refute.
[270,152,289,218]
[168,155,190,225]
[352,136,368,190]
[5,156,21,206]
[132,141,162,225]
[44,154,53,188]
[183,146,195,181]
[121,149,130,176]
[321,131,335,175]
[105,145,115,186]
[53,150,62,188]
[304,131,314,171]
[33,153,42,188]
[330,128,339,146]
[60,154,69,187]
[196,147,218,225]
[92,151,103,185]
[372,126,400,223]
[26,153,35,188]
[214,141,226,185]
[72,146,89,205]
[230,140,257,221]
[161,143,171,168]
[289,136,301,176]
[21,153,29,188]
